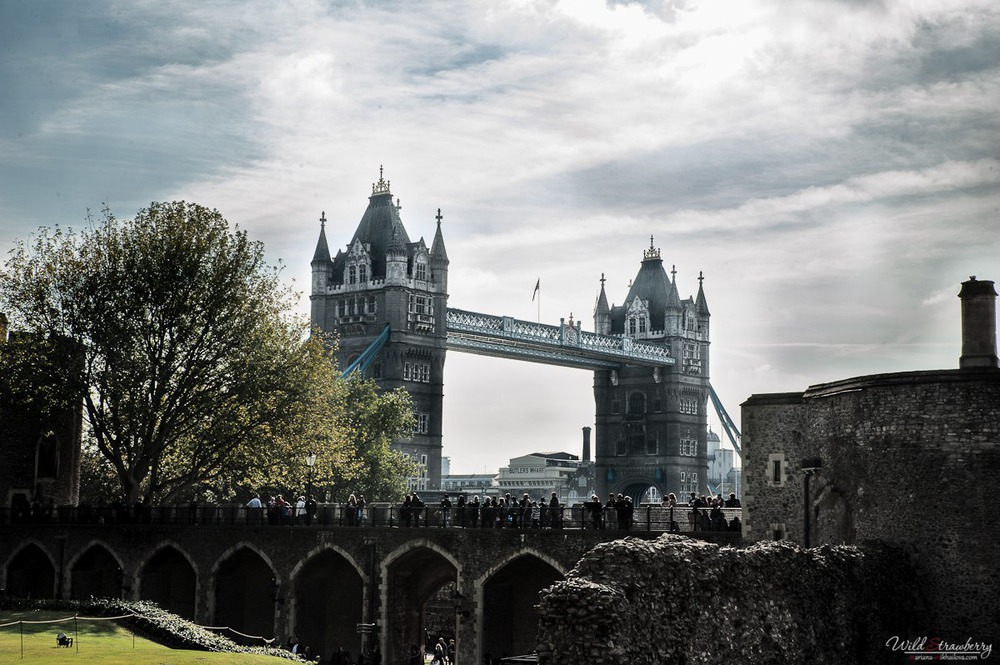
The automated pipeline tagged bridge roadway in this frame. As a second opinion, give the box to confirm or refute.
[1,505,739,664]
[445,308,674,370]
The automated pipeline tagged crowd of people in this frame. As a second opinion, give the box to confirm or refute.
[395,492,566,529]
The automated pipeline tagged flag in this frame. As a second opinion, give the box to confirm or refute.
[532,278,540,301]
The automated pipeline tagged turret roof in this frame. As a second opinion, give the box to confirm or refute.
[430,208,449,263]
[344,168,411,279]
[312,211,331,263]
[620,238,672,329]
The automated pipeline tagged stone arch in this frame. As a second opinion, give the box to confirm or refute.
[289,544,366,660]
[3,540,57,599]
[477,551,565,662]
[380,540,461,665]
[212,543,278,642]
[67,540,125,600]
[137,542,198,620]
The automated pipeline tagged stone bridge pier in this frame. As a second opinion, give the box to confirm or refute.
[2,521,738,664]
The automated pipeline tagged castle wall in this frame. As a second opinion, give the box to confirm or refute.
[742,369,1000,640]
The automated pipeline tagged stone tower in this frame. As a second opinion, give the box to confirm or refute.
[593,238,710,502]
[310,169,449,490]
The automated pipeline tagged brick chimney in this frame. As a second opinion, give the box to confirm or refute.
[958,276,998,369]
[582,426,592,462]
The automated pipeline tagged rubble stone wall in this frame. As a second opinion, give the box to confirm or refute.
[536,534,917,665]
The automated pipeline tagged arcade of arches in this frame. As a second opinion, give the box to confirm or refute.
[0,528,594,664]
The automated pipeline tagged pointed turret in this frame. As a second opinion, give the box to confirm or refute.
[594,273,611,335]
[430,208,449,290]
[430,209,449,263]
[311,211,333,295]
[312,211,332,264]
[696,271,710,316]
[385,226,408,284]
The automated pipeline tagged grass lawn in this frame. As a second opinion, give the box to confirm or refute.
[0,610,297,665]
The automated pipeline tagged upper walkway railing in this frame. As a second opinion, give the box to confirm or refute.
[445,308,674,370]
[0,503,741,536]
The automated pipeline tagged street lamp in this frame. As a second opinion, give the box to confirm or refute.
[800,457,822,548]
[305,451,317,499]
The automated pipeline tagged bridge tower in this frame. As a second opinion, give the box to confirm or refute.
[593,238,710,503]
[310,169,449,489]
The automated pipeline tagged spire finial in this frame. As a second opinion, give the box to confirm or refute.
[372,165,391,194]
[600,272,606,289]
[396,198,402,211]
[671,264,677,281]
[643,236,661,261]
[320,211,326,230]
[436,208,443,225]
[698,270,704,286]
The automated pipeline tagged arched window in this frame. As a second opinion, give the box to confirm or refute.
[627,391,645,416]
[359,264,367,283]
[348,265,357,285]
[415,261,427,281]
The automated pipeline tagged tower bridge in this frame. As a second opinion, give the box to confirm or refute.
[311,169,718,504]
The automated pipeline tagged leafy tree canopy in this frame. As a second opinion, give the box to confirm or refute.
[1,202,415,505]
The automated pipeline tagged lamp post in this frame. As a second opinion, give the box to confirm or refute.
[800,457,822,548]
[305,451,317,500]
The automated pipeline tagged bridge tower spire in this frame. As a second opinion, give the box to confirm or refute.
[310,168,449,490]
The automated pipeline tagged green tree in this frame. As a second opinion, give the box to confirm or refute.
[0,201,414,505]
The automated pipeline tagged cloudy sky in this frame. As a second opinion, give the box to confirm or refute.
[2,0,998,475]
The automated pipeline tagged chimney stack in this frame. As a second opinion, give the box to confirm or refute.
[582,426,592,462]
[958,276,998,369]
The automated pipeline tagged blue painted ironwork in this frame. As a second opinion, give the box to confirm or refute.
[445,308,673,370]
[709,383,742,459]
[341,323,391,377]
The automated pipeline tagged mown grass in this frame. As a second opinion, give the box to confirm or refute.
[0,610,295,665]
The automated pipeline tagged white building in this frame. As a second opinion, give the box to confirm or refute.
[494,452,581,504]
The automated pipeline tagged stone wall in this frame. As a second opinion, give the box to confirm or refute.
[742,369,1000,641]
[536,534,917,665]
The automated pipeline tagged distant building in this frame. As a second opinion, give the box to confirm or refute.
[440,473,496,497]
[0,314,83,511]
[706,428,741,497]
[494,452,582,504]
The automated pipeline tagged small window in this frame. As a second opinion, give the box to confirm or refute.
[359,264,367,283]
[611,400,621,415]
[416,262,427,281]
[349,265,357,285]
[767,453,787,487]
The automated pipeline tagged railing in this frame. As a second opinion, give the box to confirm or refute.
[0,503,742,535]
[446,308,674,368]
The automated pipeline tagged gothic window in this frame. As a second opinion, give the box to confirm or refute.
[639,318,647,334]
[351,299,360,315]
[337,300,345,317]
[628,318,637,335]
[403,362,412,381]
[680,431,697,456]
[679,397,698,415]
[413,413,429,435]
[409,295,430,315]
[416,261,427,281]
[359,264,367,283]
[349,265,357,285]
[367,296,377,314]
[420,363,430,382]
[627,391,645,416]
